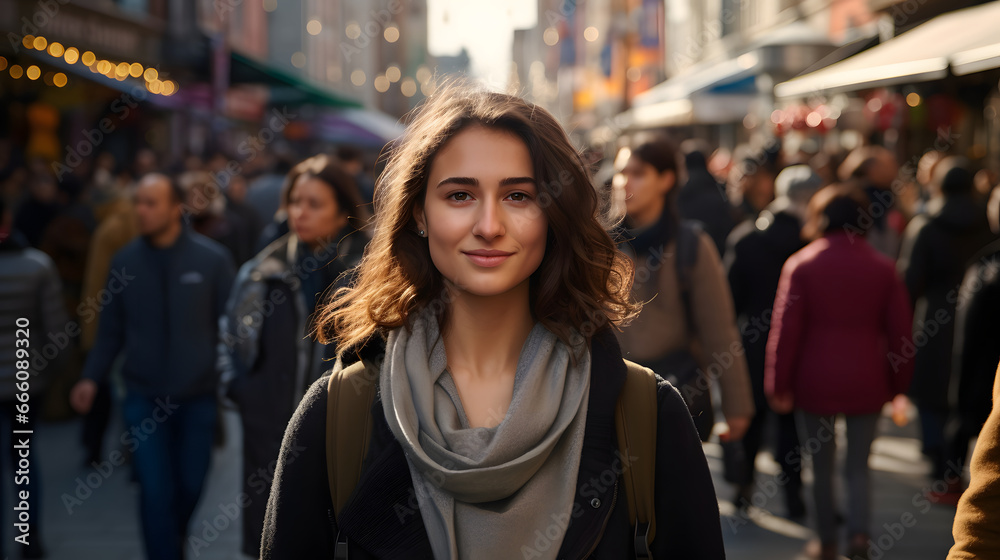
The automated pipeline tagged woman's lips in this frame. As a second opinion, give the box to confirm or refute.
[463,250,513,268]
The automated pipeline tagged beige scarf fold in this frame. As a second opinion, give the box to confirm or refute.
[380,307,591,560]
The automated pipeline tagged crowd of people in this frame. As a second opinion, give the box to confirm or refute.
[605,134,1000,559]
[0,85,998,559]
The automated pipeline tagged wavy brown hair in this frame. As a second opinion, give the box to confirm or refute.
[315,83,640,355]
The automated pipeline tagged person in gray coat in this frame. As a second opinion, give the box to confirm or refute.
[0,196,68,558]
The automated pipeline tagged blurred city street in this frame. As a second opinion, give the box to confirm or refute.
[13,404,957,559]
[2,0,999,558]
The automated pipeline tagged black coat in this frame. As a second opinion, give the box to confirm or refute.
[725,210,806,402]
[954,240,1000,425]
[261,327,726,559]
[898,195,996,410]
[677,168,736,257]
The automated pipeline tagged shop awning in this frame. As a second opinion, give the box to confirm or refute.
[315,108,404,147]
[775,1,1000,99]
[230,52,362,109]
[633,53,761,108]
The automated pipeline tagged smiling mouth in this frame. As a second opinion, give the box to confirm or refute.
[463,250,513,267]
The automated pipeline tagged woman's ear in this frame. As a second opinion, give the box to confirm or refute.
[413,204,426,233]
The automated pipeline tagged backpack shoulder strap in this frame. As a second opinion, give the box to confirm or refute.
[325,359,378,519]
[616,360,659,558]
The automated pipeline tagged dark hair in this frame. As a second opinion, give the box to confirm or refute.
[165,174,187,205]
[283,154,369,229]
[631,137,678,175]
[802,182,871,240]
[316,82,639,354]
[628,137,680,233]
[939,162,974,195]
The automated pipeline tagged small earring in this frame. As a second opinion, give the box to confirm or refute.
[418,229,426,237]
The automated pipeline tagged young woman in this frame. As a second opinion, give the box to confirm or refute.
[614,138,754,443]
[261,86,725,559]
[765,183,914,560]
[219,154,368,556]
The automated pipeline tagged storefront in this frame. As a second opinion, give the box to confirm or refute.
[774,1,1000,170]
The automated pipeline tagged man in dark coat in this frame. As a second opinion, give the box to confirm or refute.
[676,141,736,256]
[724,164,821,518]
[70,173,235,560]
[897,158,997,484]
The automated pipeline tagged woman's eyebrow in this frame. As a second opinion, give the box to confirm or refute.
[436,176,478,188]
[436,176,537,188]
[499,176,536,186]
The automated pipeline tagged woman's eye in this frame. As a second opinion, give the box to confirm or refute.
[449,192,470,201]
[507,192,530,202]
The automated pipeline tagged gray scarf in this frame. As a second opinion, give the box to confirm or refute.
[380,307,591,560]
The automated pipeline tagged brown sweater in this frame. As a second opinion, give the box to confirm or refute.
[80,197,138,351]
[949,363,1000,559]
[618,229,755,421]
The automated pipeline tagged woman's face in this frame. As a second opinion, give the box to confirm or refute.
[288,175,348,248]
[416,125,548,299]
[621,154,673,228]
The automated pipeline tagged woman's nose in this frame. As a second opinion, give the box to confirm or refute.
[472,199,505,239]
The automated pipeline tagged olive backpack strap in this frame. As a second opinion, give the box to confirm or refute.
[616,360,659,559]
[325,359,378,559]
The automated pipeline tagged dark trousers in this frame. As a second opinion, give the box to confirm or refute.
[726,408,803,508]
[122,392,217,560]
[82,381,113,462]
[797,412,879,544]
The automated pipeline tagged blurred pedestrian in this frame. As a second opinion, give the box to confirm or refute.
[766,183,914,560]
[219,154,368,556]
[723,165,822,517]
[943,183,1000,502]
[838,145,904,258]
[78,172,138,465]
[0,196,67,559]
[247,152,293,231]
[69,173,235,560]
[897,158,995,492]
[336,145,375,204]
[13,168,61,248]
[676,140,736,255]
[181,171,256,264]
[615,137,754,443]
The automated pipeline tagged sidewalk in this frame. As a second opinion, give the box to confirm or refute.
[712,410,960,560]
[15,405,961,559]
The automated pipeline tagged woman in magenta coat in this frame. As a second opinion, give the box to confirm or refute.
[765,183,914,560]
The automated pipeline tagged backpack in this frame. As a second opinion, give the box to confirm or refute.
[324,358,659,559]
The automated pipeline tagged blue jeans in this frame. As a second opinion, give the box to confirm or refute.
[122,392,216,560]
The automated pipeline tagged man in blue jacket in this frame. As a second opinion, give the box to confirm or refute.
[70,173,235,560]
